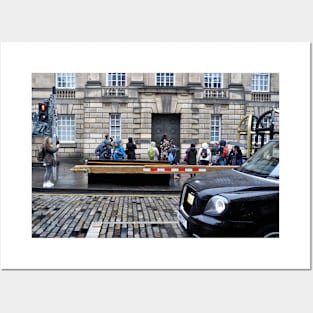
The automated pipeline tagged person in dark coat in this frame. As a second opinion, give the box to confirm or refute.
[185,143,197,177]
[125,137,137,160]
[227,145,243,165]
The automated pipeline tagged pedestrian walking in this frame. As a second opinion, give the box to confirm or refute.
[42,136,60,188]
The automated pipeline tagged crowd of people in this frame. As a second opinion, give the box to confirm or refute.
[39,133,243,188]
[94,133,243,167]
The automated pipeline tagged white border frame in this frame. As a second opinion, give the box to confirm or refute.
[0,42,311,269]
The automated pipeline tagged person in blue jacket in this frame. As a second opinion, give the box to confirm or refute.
[112,138,126,160]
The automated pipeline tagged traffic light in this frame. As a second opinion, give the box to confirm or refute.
[38,102,48,122]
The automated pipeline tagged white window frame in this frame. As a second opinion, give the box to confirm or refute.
[110,113,121,139]
[56,73,76,89]
[57,114,76,143]
[155,73,175,86]
[107,73,127,86]
[251,73,270,92]
[210,115,221,143]
[204,73,223,88]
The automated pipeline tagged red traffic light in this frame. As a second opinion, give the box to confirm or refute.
[40,103,47,112]
[38,102,48,122]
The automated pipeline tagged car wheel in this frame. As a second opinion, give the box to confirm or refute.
[264,231,279,238]
[255,225,279,238]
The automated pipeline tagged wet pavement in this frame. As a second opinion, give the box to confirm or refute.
[32,158,191,238]
[32,193,188,238]
[32,158,189,194]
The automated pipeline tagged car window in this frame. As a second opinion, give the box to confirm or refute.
[237,141,279,178]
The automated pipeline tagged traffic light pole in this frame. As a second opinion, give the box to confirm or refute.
[50,87,58,182]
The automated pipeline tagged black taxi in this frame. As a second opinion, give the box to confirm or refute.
[177,140,279,237]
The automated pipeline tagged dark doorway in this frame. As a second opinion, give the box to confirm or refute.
[152,114,180,147]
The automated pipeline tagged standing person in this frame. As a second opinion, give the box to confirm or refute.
[210,142,220,165]
[95,139,112,160]
[227,145,243,165]
[197,142,211,165]
[125,137,137,160]
[112,138,126,160]
[42,136,60,188]
[185,143,197,177]
[219,139,229,165]
[168,144,180,179]
[148,141,159,160]
[159,133,170,159]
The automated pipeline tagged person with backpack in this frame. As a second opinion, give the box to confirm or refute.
[219,139,229,165]
[148,141,159,160]
[197,142,211,165]
[95,139,111,160]
[125,137,137,160]
[185,143,198,177]
[42,136,60,188]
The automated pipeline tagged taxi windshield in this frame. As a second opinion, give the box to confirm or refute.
[237,141,279,179]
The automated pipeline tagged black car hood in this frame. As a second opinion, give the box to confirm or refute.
[187,169,279,197]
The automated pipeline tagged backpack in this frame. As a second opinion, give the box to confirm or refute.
[200,148,208,158]
[168,152,174,164]
[148,146,155,160]
[37,147,45,162]
[222,146,229,158]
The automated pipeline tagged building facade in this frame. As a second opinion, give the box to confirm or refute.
[31,73,279,161]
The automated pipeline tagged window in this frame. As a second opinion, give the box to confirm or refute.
[57,115,76,143]
[210,115,221,143]
[156,73,175,86]
[110,114,121,139]
[251,73,270,92]
[56,73,76,89]
[107,73,127,86]
[204,73,223,88]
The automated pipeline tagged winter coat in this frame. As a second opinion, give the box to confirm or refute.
[112,139,126,160]
[186,147,197,165]
[95,139,112,160]
[126,138,137,160]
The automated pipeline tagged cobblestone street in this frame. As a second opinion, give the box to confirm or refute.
[32,193,188,238]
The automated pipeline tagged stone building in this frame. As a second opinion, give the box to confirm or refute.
[31,73,279,161]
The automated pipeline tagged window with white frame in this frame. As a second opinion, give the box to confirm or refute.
[204,73,223,88]
[56,73,76,89]
[110,114,121,139]
[210,115,221,143]
[57,115,76,143]
[107,73,127,86]
[251,73,270,92]
[156,73,175,86]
